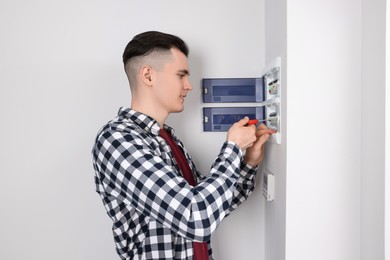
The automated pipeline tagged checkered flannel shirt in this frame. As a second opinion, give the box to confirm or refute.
[92,107,258,260]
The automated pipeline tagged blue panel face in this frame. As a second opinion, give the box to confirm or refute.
[213,85,256,96]
[213,113,256,125]
[202,78,265,103]
[203,107,265,132]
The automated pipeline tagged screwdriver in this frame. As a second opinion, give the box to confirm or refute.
[247,119,259,125]
[246,118,278,126]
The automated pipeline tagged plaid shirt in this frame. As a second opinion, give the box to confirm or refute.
[92,107,258,260]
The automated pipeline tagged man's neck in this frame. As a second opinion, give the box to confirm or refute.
[131,101,168,127]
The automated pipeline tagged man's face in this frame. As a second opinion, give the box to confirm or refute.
[152,48,192,114]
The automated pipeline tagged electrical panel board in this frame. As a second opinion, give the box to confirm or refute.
[202,57,281,144]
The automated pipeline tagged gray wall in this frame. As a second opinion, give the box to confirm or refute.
[361,0,386,259]
[264,0,287,259]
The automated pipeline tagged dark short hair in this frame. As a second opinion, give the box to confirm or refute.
[122,31,189,65]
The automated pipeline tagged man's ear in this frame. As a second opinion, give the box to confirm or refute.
[140,66,153,86]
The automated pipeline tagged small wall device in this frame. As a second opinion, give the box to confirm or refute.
[263,169,275,201]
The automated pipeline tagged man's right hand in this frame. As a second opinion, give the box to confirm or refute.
[226,117,257,150]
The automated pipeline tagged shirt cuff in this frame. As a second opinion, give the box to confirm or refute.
[240,162,258,176]
[224,141,243,158]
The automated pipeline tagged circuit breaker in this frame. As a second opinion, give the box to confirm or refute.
[262,57,281,144]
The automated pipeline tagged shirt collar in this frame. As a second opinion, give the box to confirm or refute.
[117,107,175,136]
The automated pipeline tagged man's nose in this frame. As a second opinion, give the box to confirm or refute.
[185,78,193,91]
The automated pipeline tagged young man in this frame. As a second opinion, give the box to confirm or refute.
[92,31,275,260]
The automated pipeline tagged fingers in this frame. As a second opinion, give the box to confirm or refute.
[244,133,268,166]
[255,123,277,137]
[236,116,250,127]
[251,133,270,149]
[244,123,278,166]
[257,123,273,130]
[228,118,277,150]
[226,117,257,150]
[259,133,271,145]
[258,123,268,130]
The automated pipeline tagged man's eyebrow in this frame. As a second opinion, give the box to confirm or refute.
[178,69,190,75]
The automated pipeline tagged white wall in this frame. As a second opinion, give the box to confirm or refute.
[285,0,362,259]
[265,0,387,259]
[0,1,266,260]
[279,1,387,260]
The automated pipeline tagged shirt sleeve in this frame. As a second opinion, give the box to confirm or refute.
[228,162,258,213]
[93,128,244,242]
